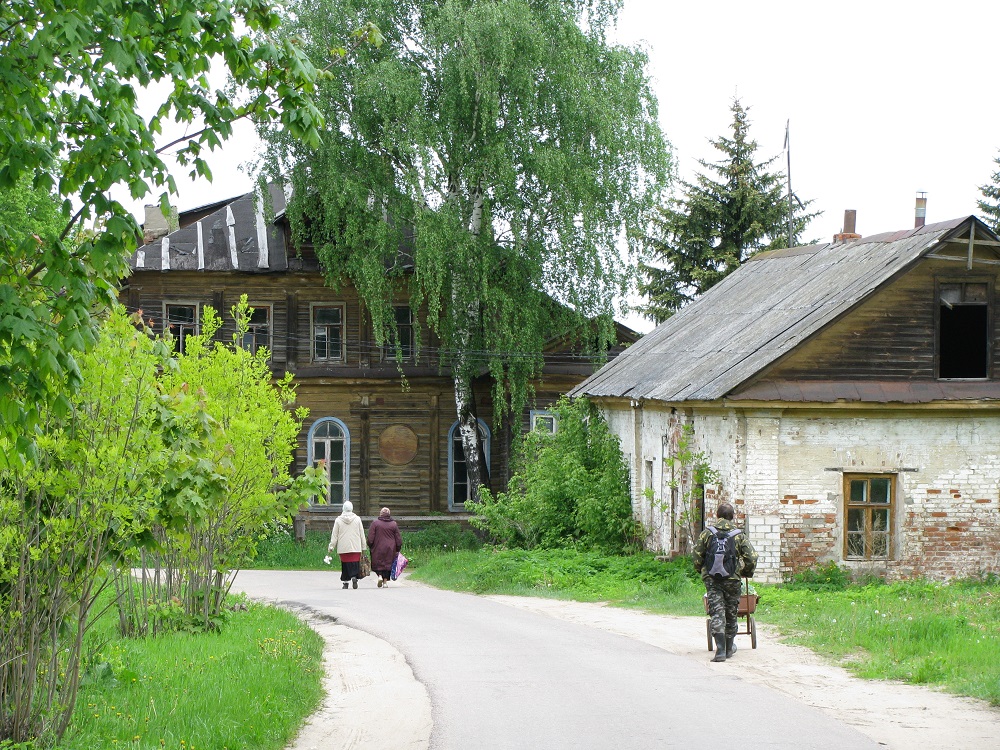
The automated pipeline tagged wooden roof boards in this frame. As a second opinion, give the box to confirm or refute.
[572,216,995,403]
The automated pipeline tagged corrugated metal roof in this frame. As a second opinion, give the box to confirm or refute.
[571,217,988,402]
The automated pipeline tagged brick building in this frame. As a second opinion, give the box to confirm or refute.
[572,214,1000,581]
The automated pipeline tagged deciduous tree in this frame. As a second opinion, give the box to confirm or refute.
[260,0,671,501]
[639,98,817,323]
[0,0,326,461]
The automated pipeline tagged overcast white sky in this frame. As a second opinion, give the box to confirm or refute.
[133,0,1000,332]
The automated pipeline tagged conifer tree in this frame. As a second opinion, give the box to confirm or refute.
[639,98,817,323]
[977,150,1000,233]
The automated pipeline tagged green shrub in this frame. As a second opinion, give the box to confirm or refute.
[248,529,332,570]
[784,561,856,590]
[470,396,639,553]
[403,523,482,551]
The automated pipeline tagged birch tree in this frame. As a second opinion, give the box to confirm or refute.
[260,0,671,500]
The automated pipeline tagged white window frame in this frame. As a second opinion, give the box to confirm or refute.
[310,302,346,363]
[529,409,558,435]
[307,417,351,508]
[447,418,491,511]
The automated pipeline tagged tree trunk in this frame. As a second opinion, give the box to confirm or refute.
[453,364,484,503]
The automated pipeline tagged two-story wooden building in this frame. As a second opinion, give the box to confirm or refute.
[573,214,1000,581]
[123,189,634,529]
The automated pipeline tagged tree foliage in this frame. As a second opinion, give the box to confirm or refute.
[0,0,326,461]
[638,98,818,323]
[470,397,639,553]
[259,0,671,500]
[0,305,321,743]
[978,149,1000,233]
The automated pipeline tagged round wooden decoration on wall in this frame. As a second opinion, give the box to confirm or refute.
[378,424,419,465]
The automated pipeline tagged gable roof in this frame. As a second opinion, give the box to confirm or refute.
[572,216,998,403]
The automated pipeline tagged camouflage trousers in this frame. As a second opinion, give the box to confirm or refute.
[704,577,742,638]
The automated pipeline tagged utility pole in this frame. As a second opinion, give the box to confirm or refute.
[785,119,793,248]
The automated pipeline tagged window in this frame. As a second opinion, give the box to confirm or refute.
[308,417,350,506]
[448,419,490,511]
[165,303,198,354]
[312,305,345,362]
[939,281,990,379]
[384,306,414,361]
[844,474,894,560]
[530,410,558,434]
[241,305,271,354]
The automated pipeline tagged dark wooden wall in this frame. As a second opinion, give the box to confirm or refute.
[121,270,601,517]
[756,256,1000,382]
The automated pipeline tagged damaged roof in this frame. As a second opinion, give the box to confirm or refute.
[130,189,289,273]
[572,216,998,403]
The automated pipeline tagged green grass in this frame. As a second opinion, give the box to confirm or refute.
[409,547,704,614]
[56,599,325,749]
[411,548,1000,706]
[246,530,332,570]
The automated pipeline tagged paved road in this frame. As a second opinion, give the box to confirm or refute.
[232,570,879,750]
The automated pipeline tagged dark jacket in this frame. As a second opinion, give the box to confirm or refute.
[692,518,758,581]
[367,516,402,572]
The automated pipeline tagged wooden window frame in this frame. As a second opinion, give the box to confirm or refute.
[163,301,199,354]
[843,473,895,561]
[382,305,415,362]
[936,278,992,380]
[241,303,272,355]
[310,303,346,363]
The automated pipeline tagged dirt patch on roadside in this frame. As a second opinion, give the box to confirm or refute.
[485,595,1000,750]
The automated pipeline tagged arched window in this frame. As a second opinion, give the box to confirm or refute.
[307,417,350,507]
[448,419,490,511]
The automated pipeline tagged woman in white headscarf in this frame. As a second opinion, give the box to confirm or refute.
[328,501,368,589]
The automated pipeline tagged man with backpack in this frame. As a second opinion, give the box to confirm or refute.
[693,502,758,663]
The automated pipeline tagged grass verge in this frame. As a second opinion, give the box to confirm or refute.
[56,598,324,749]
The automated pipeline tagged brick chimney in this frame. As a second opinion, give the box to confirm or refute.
[914,191,927,229]
[142,203,178,244]
[833,209,861,243]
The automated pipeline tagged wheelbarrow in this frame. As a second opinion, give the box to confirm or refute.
[704,580,758,650]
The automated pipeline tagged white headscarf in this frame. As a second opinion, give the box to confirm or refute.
[342,501,353,514]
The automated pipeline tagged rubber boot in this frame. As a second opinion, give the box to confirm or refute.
[726,636,737,658]
[711,633,727,662]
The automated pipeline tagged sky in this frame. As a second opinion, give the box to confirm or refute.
[130,0,1000,333]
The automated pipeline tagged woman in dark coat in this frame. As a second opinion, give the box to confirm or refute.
[367,507,402,587]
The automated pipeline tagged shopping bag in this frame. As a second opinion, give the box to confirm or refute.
[390,552,409,580]
[359,550,371,578]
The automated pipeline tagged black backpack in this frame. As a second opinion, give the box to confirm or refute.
[704,526,742,579]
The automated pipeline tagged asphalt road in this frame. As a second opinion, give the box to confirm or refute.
[231,570,880,750]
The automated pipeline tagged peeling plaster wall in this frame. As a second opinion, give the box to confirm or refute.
[598,401,1000,582]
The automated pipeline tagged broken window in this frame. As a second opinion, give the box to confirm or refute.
[240,305,271,355]
[939,281,990,379]
[165,303,197,354]
[844,474,894,561]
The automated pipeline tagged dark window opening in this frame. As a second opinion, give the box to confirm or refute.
[939,282,989,378]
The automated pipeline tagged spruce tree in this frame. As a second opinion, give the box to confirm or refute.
[978,150,1000,233]
[639,98,817,323]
